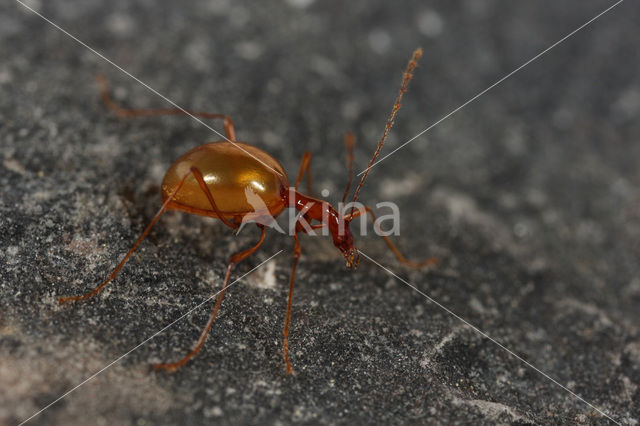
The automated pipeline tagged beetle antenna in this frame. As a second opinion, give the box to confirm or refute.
[341,132,356,203]
[349,48,422,213]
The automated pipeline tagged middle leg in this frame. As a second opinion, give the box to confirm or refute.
[154,224,266,372]
[294,152,314,195]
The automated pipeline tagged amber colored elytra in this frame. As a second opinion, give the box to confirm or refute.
[59,48,436,374]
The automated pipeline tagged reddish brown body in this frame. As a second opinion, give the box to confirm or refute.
[59,49,435,374]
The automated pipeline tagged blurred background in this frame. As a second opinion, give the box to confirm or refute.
[1,0,639,424]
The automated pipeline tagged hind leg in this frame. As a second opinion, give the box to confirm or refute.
[97,74,236,140]
[60,166,238,303]
[58,168,196,304]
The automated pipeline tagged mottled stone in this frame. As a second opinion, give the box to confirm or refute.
[1,1,639,425]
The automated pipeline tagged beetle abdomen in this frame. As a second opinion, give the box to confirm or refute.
[161,141,289,220]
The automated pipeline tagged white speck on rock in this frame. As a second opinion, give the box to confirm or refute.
[468,297,487,314]
[285,0,315,8]
[247,259,277,290]
[204,0,230,15]
[613,87,640,118]
[513,222,530,238]
[552,107,574,130]
[420,327,465,368]
[262,260,277,288]
[185,39,212,71]
[555,298,614,328]
[379,172,423,198]
[368,29,392,55]
[0,68,12,84]
[624,341,640,368]
[6,246,19,257]
[106,13,135,36]
[309,55,340,78]
[262,130,281,148]
[417,10,444,37]
[623,277,640,300]
[20,0,42,12]
[3,159,27,175]
[451,397,530,422]
[432,187,521,255]
[234,41,263,61]
[503,124,527,155]
[341,100,362,121]
[204,406,223,417]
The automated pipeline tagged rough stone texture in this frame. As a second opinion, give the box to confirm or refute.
[1,0,639,425]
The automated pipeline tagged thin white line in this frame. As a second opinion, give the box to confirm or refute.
[357,0,625,176]
[15,0,284,178]
[357,250,621,425]
[18,250,283,426]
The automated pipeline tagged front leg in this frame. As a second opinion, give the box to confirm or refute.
[346,206,437,268]
[282,232,301,374]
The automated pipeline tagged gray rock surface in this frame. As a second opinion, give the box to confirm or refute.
[1,0,639,424]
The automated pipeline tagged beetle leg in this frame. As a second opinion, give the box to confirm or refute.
[154,225,266,372]
[189,166,238,229]
[294,151,313,195]
[282,232,301,375]
[58,165,244,304]
[96,73,236,141]
[345,206,438,268]
[58,168,194,304]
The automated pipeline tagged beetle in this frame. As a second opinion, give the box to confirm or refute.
[59,48,436,373]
